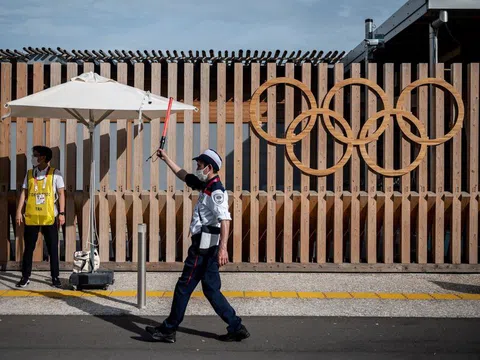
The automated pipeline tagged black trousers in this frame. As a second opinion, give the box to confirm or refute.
[22,221,60,279]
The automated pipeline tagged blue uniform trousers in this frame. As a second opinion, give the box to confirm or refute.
[161,235,242,334]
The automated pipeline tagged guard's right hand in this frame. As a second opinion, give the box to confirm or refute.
[16,213,23,226]
[157,149,167,161]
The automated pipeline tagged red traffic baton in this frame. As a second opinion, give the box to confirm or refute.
[159,97,174,150]
[146,97,174,161]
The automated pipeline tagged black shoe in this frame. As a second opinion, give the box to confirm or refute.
[52,278,62,288]
[16,277,30,288]
[218,325,250,342]
[146,326,176,343]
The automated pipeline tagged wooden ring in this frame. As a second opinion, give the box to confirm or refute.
[249,77,317,145]
[358,109,428,176]
[396,78,464,145]
[285,108,354,176]
[322,78,393,145]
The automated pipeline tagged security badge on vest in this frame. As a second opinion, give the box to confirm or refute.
[25,167,56,226]
[190,176,230,253]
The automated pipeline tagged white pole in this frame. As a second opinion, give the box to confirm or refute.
[89,121,96,272]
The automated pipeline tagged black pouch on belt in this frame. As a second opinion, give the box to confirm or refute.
[199,225,220,254]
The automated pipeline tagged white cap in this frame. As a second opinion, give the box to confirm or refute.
[193,148,222,171]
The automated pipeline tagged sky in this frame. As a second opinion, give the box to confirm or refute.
[1,0,407,52]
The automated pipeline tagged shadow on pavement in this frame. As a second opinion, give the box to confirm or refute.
[0,271,220,342]
[431,281,480,294]
[0,272,51,287]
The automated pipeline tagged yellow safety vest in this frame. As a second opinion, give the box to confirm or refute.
[25,167,56,226]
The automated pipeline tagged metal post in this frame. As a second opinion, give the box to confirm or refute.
[89,122,96,272]
[364,19,373,76]
[137,223,147,309]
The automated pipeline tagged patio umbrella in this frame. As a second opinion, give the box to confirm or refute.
[2,71,197,277]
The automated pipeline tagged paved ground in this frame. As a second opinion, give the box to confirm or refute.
[0,316,478,359]
[1,271,479,358]
[2,271,480,294]
[0,271,479,317]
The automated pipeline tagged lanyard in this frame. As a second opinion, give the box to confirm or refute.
[33,166,50,192]
[205,176,220,189]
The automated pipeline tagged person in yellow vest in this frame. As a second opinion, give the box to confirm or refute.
[15,146,65,288]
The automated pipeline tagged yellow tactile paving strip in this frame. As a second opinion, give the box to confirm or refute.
[0,290,479,300]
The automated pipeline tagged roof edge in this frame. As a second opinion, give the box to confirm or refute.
[0,48,346,65]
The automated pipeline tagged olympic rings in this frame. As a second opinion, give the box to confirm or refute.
[322,78,393,145]
[358,109,428,176]
[285,108,354,176]
[249,77,317,145]
[249,77,464,177]
[396,78,464,145]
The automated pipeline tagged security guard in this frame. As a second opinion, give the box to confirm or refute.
[15,146,65,288]
[146,148,250,343]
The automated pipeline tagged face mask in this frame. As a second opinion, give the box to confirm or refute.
[196,166,211,182]
[31,156,39,167]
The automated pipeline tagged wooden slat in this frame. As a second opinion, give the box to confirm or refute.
[217,64,227,187]
[166,63,177,262]
[233,63,243,263]
[433,63,445,263]
[132,63,144,263]
[182,63,193,261]
[417,64,428,264]
[0,63,12,263]
[81,62,94,252]
[383,64,394,264]
[266,63,276,263]
[149,63,161,262]
[467,63,479,264]
[367,63,377,264]
[32,63,44,146]
[349,63,361,263]
[283,62,294,263]
[65,63,78,262]
[49,63,61,168]
[49,63,62,258]
[317,63,328,264]
[98,63,111,262]
[115,63,128,262]
[400,64,411,263]
[32,63,45,260]
[333,64,344,263]
[126,120,132,191]
[200,63,209,151]
[451,63,462,264]
[250,62,260,263]
[15,63,27,262]
[216,63,228,259]
[300,63,311,263]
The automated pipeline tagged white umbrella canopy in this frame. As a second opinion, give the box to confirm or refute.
[1,71,197,277]
[1,71,197,123]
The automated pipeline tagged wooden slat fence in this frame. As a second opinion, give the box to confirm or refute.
[0,61,478,271]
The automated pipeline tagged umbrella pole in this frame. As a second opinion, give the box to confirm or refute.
[89,123,96,272]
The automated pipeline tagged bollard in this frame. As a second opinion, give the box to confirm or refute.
[137,223,147,309]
